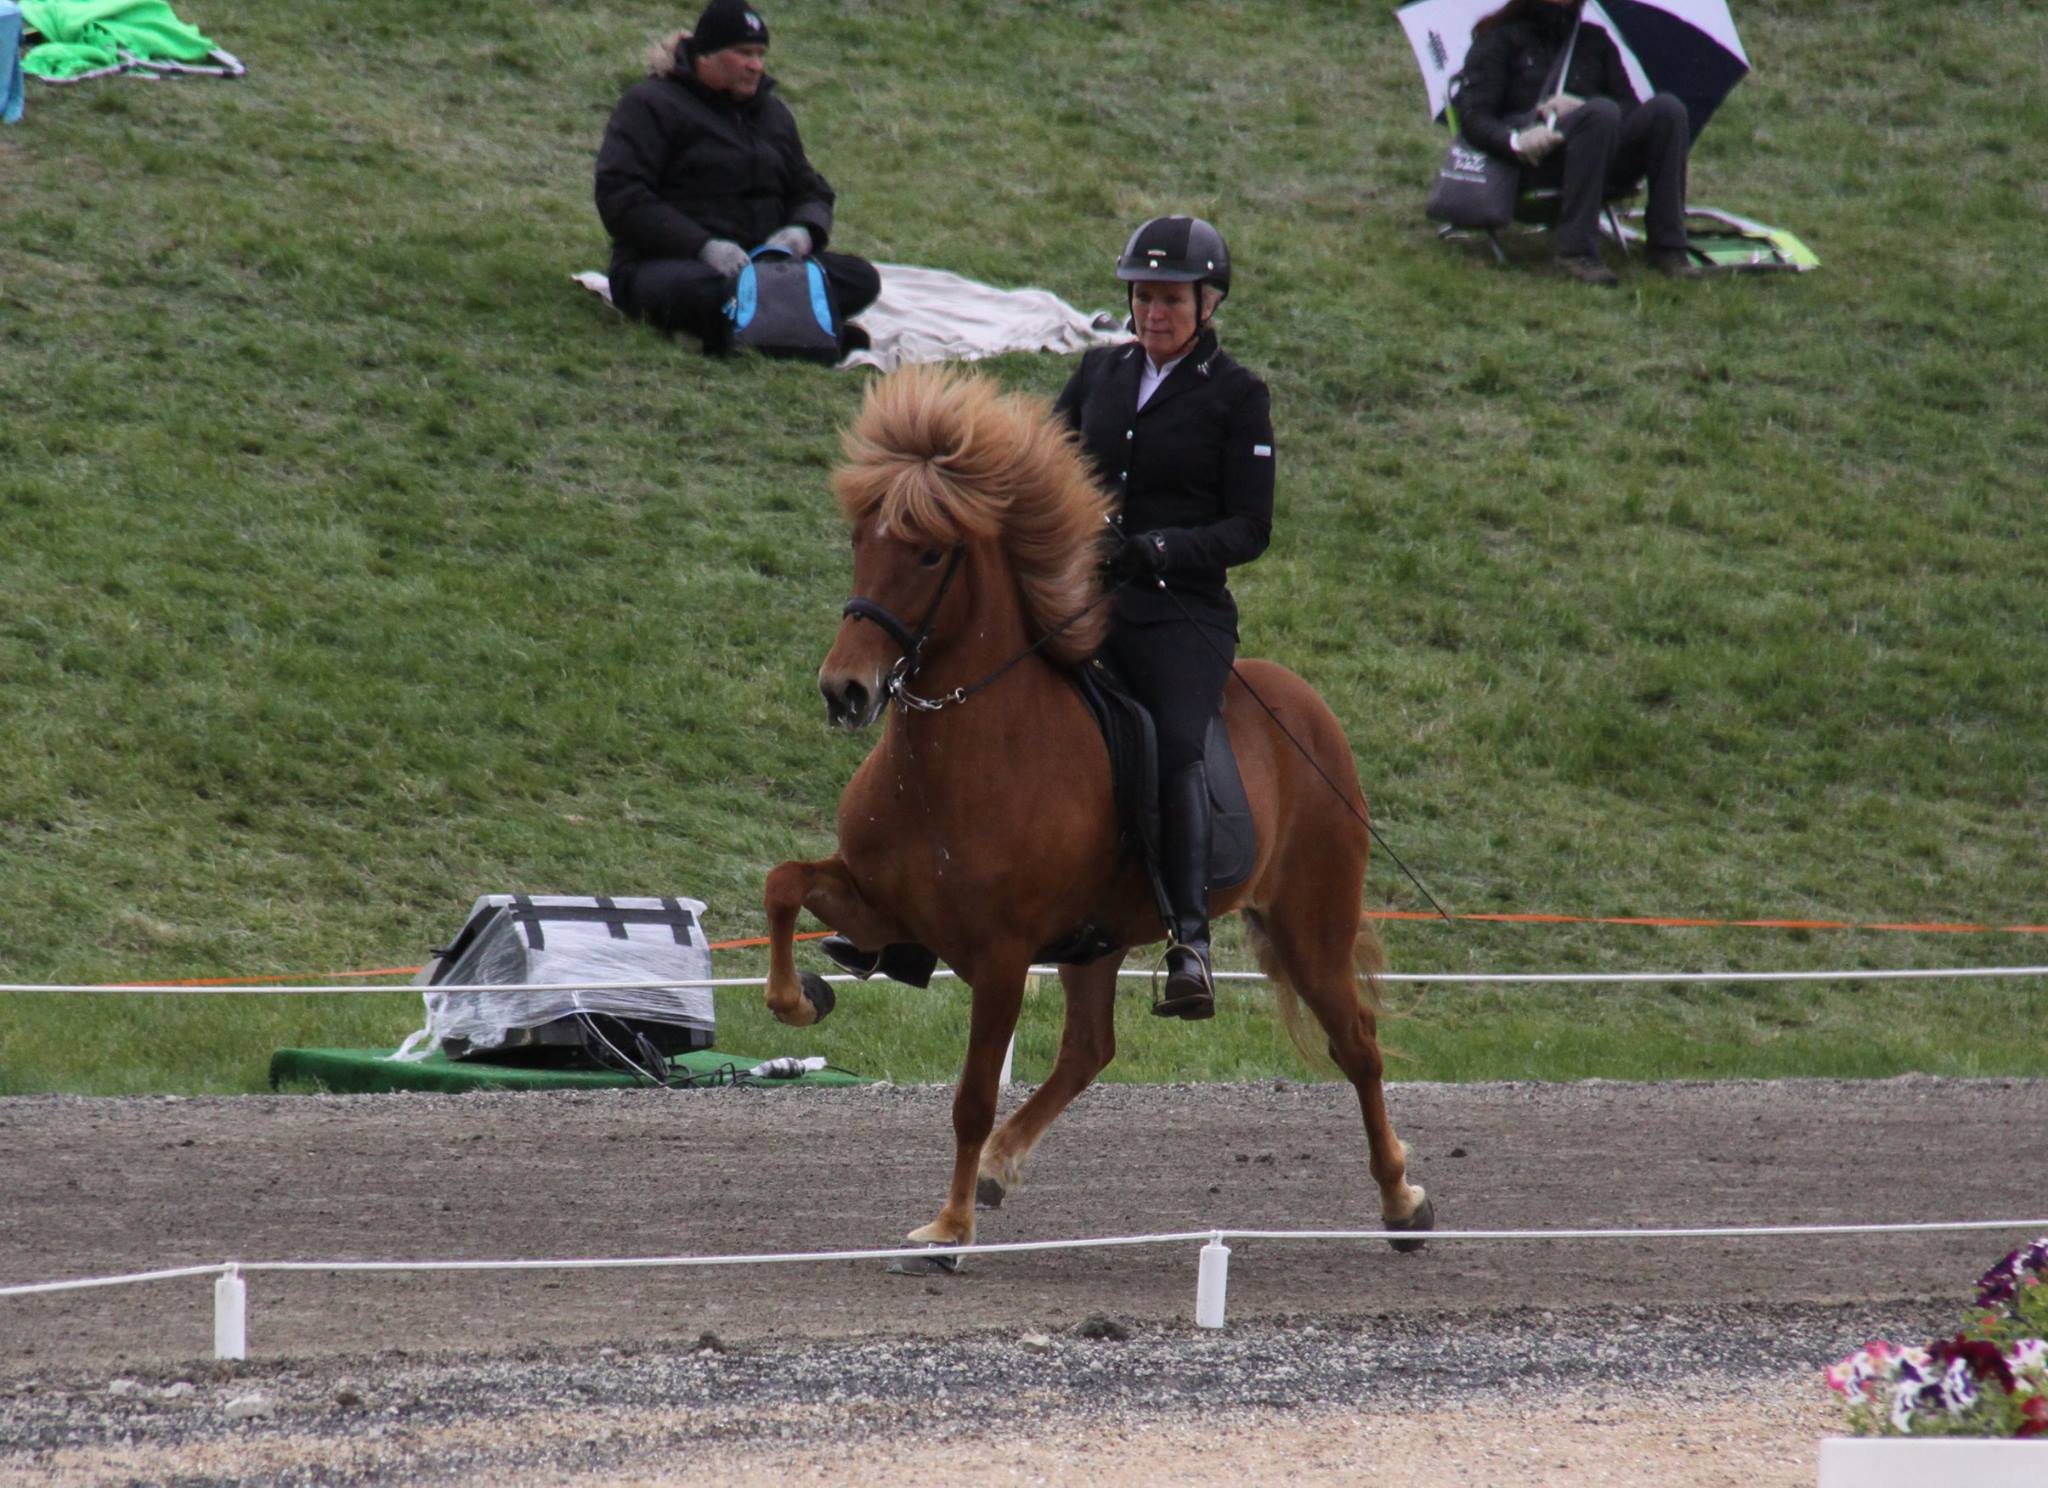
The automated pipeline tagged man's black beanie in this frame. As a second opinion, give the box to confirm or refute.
[692,0,768,54]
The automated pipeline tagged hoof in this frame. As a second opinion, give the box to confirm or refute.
[799,971,836,1022]
[975,1175,1006,1211]
[886,1245,962,1276]
[1385,1193,1435,1254]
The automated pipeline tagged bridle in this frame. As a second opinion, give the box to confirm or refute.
[840,543,969,711]
[840,543,1111,714]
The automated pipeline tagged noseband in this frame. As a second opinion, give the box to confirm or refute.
[839,543,1114,716]
[841,544,970,711]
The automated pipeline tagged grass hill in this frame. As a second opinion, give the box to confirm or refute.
[2,0,2043,1093]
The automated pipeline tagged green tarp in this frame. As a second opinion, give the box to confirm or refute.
[270,1047,866,1094]
[20,0,214,78]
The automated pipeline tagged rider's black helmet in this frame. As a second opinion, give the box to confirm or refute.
[1115,215,1232,302]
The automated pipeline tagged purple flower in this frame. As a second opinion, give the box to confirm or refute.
[1929,1335,2018,1395]
[1938,1356,1980,1416]
[1977,1236,2048,1307]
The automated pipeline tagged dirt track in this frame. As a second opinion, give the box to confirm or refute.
[3,1077,2043,1485]
[4,1076,2041,1367]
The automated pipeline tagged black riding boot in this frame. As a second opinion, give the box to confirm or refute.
[819,935,939,989]
[1152,762,1216,1020]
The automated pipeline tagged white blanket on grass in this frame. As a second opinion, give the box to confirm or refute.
[573,262,1127,370]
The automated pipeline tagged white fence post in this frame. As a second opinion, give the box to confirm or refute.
[1195,1234,1230,1328]
[213,1264,247,1360]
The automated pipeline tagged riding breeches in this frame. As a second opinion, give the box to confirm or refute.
[1103,617,1235,778]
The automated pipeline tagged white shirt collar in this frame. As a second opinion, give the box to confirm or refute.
[1136,350,1186,410]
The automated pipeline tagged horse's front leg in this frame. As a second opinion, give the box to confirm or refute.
[977,955,1122,1210]
[903,948,1031,1263]
[762,857,911,1027]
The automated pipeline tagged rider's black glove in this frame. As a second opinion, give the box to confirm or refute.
[1112,530,1169,582]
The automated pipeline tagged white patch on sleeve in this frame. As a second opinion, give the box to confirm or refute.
[1252,444,1273,457]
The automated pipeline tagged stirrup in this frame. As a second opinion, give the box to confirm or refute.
[1149,940,1215,1021]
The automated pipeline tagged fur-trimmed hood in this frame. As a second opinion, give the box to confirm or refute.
[645,30,690,77]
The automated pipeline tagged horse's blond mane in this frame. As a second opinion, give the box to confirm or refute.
[833,365,1113,666]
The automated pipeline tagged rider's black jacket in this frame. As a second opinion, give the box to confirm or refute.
[1054,328,1274,636]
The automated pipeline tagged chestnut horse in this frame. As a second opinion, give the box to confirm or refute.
[761,365,1432,1262]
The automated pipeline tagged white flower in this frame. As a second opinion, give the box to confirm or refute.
[1890,1380,1921,1432]
[1938,1356,1978,1417]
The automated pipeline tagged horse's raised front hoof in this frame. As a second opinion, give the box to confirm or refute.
[1384,1193,1436,1254]
[975,1175,1006,1211]
[798,971,836,1023]
[886,1245,962,1277]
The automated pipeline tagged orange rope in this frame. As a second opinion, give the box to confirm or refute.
[100,914,2047,988]
[1367,909,2048,933]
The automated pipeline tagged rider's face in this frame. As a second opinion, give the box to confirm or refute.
[1130,280,1198,365]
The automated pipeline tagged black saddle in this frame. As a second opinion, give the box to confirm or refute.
[1034,657,1254,966]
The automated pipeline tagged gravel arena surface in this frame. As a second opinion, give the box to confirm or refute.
[3,1076,2044,1485]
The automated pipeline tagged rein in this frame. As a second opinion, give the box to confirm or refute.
[840,545,1114,714]
[1154,582,1452,922]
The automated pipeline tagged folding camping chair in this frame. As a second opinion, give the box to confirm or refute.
[1435,88,1636,266]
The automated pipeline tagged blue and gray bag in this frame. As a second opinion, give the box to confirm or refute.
[726,245,840,362]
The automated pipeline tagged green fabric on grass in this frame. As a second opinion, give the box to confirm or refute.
[21,0,213,78]
[270,1046,867,1094]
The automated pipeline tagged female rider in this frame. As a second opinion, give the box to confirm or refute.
[1052,215,1274,1019]
[822,216,1272,1021]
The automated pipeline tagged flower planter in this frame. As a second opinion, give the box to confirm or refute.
[1817,1436,2043,1487]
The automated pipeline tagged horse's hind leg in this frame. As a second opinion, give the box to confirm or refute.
[976,956,1122,1211]
[761,857,914,1027]
[1249,902,1431,1246]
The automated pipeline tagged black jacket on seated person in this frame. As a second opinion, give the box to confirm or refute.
[1455,11,1639,161]
[1054,328,1273,638]
[594,58,835,279]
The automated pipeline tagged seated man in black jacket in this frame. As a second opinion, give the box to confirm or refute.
[1456,0,1700,285]
[594,0,880,351]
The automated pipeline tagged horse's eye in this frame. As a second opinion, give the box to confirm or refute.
[918,547,945,568]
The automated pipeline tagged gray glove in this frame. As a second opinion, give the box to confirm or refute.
[698,238,751,278]
[762,225,813,258]
[1511,123,1565,165]
[1539,91,1584,122]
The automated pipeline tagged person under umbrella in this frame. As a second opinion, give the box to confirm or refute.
[1456,0,1702,284]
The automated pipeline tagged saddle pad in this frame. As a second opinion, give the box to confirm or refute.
[1202,711,1255,890]
[1071,659,1255,892]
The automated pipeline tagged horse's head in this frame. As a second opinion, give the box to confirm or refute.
[819,519,970,730]
[816,365,1116,731]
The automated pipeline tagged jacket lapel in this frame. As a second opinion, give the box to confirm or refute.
[1108,344,1144,422]
[1134,330,1219,420]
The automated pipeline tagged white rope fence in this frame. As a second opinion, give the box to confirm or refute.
[10,963,2041,1089]
[5,1218,2044,1357]
[5,964,2046,994]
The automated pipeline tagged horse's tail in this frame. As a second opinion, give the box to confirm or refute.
[1240,908,1385,1067]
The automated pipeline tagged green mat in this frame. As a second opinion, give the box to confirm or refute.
[269,1047,866,1094]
